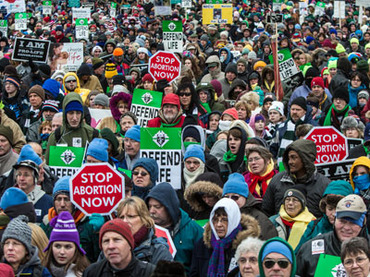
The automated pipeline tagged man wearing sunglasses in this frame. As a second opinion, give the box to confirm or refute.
[258,237,297,277]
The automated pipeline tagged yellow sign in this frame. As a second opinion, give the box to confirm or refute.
[202,4,233,24]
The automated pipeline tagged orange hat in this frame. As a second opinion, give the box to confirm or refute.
[113,47,124,56]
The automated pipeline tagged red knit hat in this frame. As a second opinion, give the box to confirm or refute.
[142,73,154,83]
[162,93,181,110]
[311,77,325,89]
[99,219,134,250]
[210,79,223,97]
[222,108,238,120]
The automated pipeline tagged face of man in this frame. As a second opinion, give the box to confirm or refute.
[16,167,35,194]
[94,65,105,76]
[162,104,178,123]
[148,198,172,228]
[43,110,56,122]
[290,104,306,122]
[262,253,292,277]
[311,85,324,100]
[101,231,132,270]
[123,138,140,158]
[29,93,43,109]
[54,194,73,214]
[65,79,77,91]
[226,72,237,82]
[66,111,82,128]
[288,150,305,177]
[237,63,246,73]
[335,218,362,242]
[52,116,63,131]
[184,157,201,172]
[0,135,11,156]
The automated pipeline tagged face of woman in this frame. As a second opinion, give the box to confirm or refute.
[228,134,241,155]
[325,204,336,225]
[119,205,143,235]
[238,251,259,277]
[351,76,362,89]
[299,54,306,65]
[345,128,360,138]
[209,115,220,131]
[343,250,370,277]
[120,116,135,132]
[3,239,27,268]
[237,106,247,120]
[52,241,76,265]
[184,59,192,68]
[269,110,281,124]
[284,196,302,218]
[254,120,265,132]
[132,166,151,187]
[248,152,268,175]
[118,102,129,115]
[333,98,346,110]
[212,213,228,239]
[143,81,153,90]
[199,91,208,103]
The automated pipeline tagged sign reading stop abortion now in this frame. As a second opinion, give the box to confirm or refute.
[70,163,125,215]
[130,89,163,127]
[304,126,348,165]
[149,51,181,84]
[12,37,51,63]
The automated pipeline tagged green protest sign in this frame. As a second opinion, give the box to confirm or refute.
[75,18,89,40]
[269,48,300,82]
[130,89,162,127]
[49,146,85,177]
[110,2,117,18]
[163,21,183,53]
[43,1,52,15]
[0,20,7,37]
[140,128,182,189]
[15,13,28,31]
[314,254,345,277]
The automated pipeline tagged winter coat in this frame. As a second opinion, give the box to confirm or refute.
[28,188,53,224]
[83,256,155,277]
[110,92,133,122]
[240,194,278,240]
[0,149,18,176]
[78,64,103,93]
[190,214,261,277]
[62,72,90,103]
[2,89,29,123]
[288,84,332,110]
[45,92,101,164]
[200,56,225,83]
[26,118,42,143]
[263,140,331,218]
[0,108,26,153]
[329,69,350,95]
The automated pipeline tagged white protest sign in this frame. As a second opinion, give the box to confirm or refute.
[162,21,183,53]
[89,108,112,128]
[15,13,27,31]
[75,18,89,40]
[72,7,91,23]
[334,1,345,18]
[60,43,84,72]
[130,89,162,127]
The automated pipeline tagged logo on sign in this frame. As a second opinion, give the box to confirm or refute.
[79,19,84,24]
[168,22,176,31]
[141,92,153,104]
[153,131,169,148]
[61,150,76,165]
[331,263,346,277]
[278,53,285,61]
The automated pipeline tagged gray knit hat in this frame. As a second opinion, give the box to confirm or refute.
[2,215,32,254]
[94,94,109,107]
[248,51,257,60]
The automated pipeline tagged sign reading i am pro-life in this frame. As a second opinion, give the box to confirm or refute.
[163,21,183,53]
[130,89,163,127]
[140,128,182,189]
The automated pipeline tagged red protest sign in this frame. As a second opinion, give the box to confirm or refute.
[155,225,177,257]
[149,51,181,84]
[304,126,348,164]
[70,163,125,215]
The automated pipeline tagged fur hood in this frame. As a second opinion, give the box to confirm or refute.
[203,214,261,249]
[184,180,223,212]
[109,92,133,122]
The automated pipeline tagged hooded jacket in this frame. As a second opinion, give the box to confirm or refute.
[99,39,117,59]
[78,64,104,93]
[349,156,370,190]
[200,56,225,84]
[262,140,331,218]
[62,72,90,103]
[261,66,275,93]
[0,109,26,153]
[329,58,351,95]
[45,92,101,164]
[145,183,203,274]
[227,79,247,100]
[218,47,234,71]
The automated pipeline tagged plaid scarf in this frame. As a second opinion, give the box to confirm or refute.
[207,224,242,277]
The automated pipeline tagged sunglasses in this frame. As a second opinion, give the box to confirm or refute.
[224,195,240,201]
[178,92,192,97]
[263,259,290,269]
[132,171,148,177]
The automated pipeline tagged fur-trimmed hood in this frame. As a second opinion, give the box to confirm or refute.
[203,214,261,249]
[109,92,133,122]
[184,180,223,212]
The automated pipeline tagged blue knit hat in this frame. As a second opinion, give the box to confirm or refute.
[65,101,83,113]
[17,145,42,166]
[306,36,314,44]
[0,188,29,210]
[86,138,108,162]
[125,125,140,142]
[261,240,293,263]
[222,173,249,198]
[52,176,71,200]
[184,144,205,163]
[133,158,158,185]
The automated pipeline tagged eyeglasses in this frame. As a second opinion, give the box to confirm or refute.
[212,216,228,224]
[66,80,77,83]
[132,171,148,177]
[343,256,369,267]
[178,92,192,97]
[263,259,290,269]
[224,195,240,201]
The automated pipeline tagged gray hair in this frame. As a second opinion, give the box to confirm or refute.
[235,237,264,261]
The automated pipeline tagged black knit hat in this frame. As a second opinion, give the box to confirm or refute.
[291,96,307,111]
[332,87,349,104]
[225,63,237,75]
[284,188,306,208]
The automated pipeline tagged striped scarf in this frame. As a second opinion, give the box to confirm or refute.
[277,119,297,171]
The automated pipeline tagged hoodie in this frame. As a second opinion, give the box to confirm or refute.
[62,72,90,103]
[200,55,225,83]
[349,156,370,190]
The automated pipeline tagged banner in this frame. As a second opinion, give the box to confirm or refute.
[130,89,162,127]
[68,0,80,7]
[182,0,192,7]
[110,2,117,18]
[333,0,345,18]
[154,0,171,16]
[6,0,25,13]
[42,0,52,15]
[15,12,27,30]
[12,38,51,63]
[202,4,233,24]
[314,1,326,16]
[58,43,84,72]
[72,7,91,23]
[0,20,7,37]
[49,146,85,177]
[89,108,112,128]
[314,254,345,277]
[272,0,284,11]
[317,159,356,182]
[140,128,182,189]
[163,21,183,53]
[75,18,89,40]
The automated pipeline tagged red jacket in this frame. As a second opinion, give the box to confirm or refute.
[147,115,186,127]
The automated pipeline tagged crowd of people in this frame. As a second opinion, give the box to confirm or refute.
[1,0,370,276]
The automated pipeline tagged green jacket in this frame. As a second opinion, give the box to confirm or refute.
[45,92,100,164]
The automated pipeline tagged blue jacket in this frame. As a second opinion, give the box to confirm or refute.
[33,192,53,224]
[288,84,332,110]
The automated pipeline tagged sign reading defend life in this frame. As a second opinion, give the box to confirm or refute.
[148,51,181,83]
[130,89,163,127]
[304,126,348,165]
[70,163,125,215]
[163,21,183,53]
[140,128,182,189]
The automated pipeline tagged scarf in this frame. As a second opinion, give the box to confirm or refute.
[158,108,183,127]
[183,161,205,188]
[279,205,316,250]
[277,119,299,170]
[133,225,149,248]
[207,224,242,277]
[319,94,327,111]
[24,106,40,129]
[201,102,212,113]
[27,185,45,205]
[49,261,67,277]
[132,183,154,200]
[223,150,237,163]
[248,169,275,199]
[360,189,370,202]
[264,80,275,92]
[323,104,350,128]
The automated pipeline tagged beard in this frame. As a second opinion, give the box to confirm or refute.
[164,112,177,123]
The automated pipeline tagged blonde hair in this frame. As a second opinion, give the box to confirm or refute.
[116,196,154,229]
[28,223,49,261]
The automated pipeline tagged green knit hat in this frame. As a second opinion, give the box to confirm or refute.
[336,43,346,54]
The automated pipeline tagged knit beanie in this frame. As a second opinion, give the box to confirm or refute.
[366,43,370,50]
[113,47,124,56]
[222,173,249,198]
[156,79,170,93]
[42,100,59,113]
[358,90,370,101]
[184,144,205,163]
[2,215,33,255]
[125,125,140,142]
[142,73,154,83]
[210,79,223,97]
[357,60,369,72]
[268,101,284,116]
[100,128,119,155]
[93,94,109,107]
[323,180,354,197]
[222,108,238,120]
[0,125,13,145]
[28,85,45,101]
[237,58,247,67]
[261,240,293,263]
[4,65,17,76]
[311,77,324,89]
[17,144,42,166]
[283,188,306,208]
[253,60,267,70]
[306,94,320,108]
[99,219,134,249]
[225,63,238,75]
[336,43,346,54]
[105,63,118,79]
[332,87,349,103]
[44,211,86,254]
[52,176,70,200]
[183,126,201,142]
[341,116,365,132]
[328,59,337,69]
[137,47,148,55]
[5,76,20,89]
[0,188,28,211]
[0,57,10,72]
[92,58,104,70]
[39,64,51,79]
[65,75,77,83]
[350,37,360,45]
[306,36,315,44]
[248,51,257,60]
[65,101,83,113]
[86,138,108,162]
[291,97,307,111]
[133,158,159,185]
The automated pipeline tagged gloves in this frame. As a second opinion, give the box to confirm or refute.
[89,213,105,232]
[29,58,38,73]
